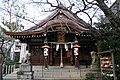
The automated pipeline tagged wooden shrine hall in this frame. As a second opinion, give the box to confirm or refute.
[5,6,97,67]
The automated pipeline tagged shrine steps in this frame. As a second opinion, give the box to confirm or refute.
[33,66,84,80]
[3,65,100,80]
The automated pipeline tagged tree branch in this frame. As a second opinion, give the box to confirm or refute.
[95,0,120,33]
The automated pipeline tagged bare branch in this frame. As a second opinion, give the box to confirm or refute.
[67,0,75,10]
[0,7,38,26]
[82,0,87,9]
[85,0,97,5]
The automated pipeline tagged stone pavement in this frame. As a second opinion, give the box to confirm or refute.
[3,65,100,80]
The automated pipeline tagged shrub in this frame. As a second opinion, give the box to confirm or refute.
[85,73,95,80]
[102,73,112,80]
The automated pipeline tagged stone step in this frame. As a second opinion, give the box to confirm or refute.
[33,71,86,79]
[33,66,92,72]
[33,66,90,79]
[3,66,100,80]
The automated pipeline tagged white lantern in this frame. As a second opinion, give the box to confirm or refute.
[74,48,79,56]
[44,48,49,56]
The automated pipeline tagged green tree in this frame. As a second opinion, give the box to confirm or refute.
[102,73,112,80]
[1,21,24,32]
[0,33,14,80]
[85,73,95,80]
[95,17,120,79]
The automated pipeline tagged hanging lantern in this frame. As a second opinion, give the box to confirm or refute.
[44,48,49,56]
[42,44,50,56]
[74,48,79,56]
[73,44,80,56]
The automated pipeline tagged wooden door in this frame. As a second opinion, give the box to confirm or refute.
[31,46,44,65]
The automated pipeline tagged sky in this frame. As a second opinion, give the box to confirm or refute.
[0,0,116,31]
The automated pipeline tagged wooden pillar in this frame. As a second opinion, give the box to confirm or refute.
[111,52,117,80]
[44,57,48,68]
[27,43,30,52]
[49,44,52,65]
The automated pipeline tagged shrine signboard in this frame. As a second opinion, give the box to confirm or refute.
[57,32,65,42]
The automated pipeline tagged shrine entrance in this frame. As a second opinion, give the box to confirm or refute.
[52,44,74,66]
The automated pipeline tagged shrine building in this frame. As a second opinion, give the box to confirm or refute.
[5,6,97,67]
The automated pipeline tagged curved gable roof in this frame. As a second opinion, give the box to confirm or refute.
[25,8,90,31]
[6,8,91,36]
[33,18,89,32]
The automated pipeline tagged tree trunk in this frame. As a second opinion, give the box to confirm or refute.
[0,64,3,80]
[0,54,4,80]
[96,0,120,33]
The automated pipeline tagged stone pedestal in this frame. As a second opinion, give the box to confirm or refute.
[17,63,34,80]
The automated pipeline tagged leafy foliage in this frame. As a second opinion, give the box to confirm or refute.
[95,18,120,78]
[102,73,112,80]
[1,22,24,32]
[85,73,95,80]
